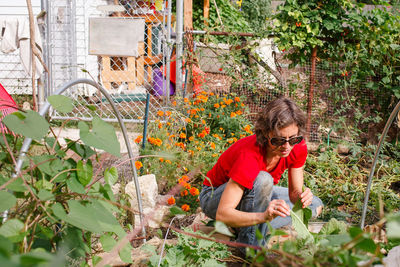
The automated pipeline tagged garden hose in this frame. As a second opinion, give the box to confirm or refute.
[360,99,400,228]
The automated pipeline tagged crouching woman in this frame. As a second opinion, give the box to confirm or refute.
[199,97,323,246]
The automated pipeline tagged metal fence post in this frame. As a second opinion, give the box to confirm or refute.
[175,0,184,96]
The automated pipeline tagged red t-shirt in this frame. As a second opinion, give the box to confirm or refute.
[204,135,307,189]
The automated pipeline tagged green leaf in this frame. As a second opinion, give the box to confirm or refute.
[37,189,54,201]
[66,139,96,160]
[52,200,124,236]
[3,110,49,140]
[214,221,234,237]
[356,238,376,254]
[0,175,26,193]
[100,234,117,252]
[20,248,55,265]
[319,218,348,235]
[47,95,74,113]
[0,191,17,213]
[66,176,85,194]
[78,118,121,157]
[76,160,93,186]
[169,206,185,215]
[387,212,400,239]
[119,242,133,263]
[0,219,25,243]
[292,199,312,228]
[290,200,314,241]
[104,167,118,186]
[0,234,13,258]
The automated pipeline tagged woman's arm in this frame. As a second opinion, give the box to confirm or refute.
[216,178,290,227]
[288,167,313,208]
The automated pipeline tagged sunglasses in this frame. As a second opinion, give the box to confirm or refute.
[269,136,303,146]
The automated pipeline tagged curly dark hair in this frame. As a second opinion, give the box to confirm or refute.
[255,97,306,149]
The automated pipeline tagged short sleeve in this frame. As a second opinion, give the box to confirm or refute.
[289,141,308,168]
[228,152,261,189]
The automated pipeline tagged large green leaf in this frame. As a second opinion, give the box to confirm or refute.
[104,167,118,186]
[0,175,26,193]
[47,95,74,113]
[3,110,49,140]
[78,118,120,157]
[76,160,93,186]
[0,191,17,212]
[290,199,314,241]
[65,139,95,160]
[214,221,234,237]
[387,212,400,239]
[319,218,348,235]
[0,219,25,243]
[52,200,124,236]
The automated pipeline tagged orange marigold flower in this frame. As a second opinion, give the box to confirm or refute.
[181,204,190,212]
[159,158,164,162]
[200,108,205,111]
[212,153,218,157]
[188,149,194,156]
[184,183,191,190]
[198,132,206,138]
[184,98,189,103]
[221,104,226,108]
[158,123,163,129]
[135,161,143,170]
[205,127,210,134]
[185,118,192,123]
[134,135,143,144]
[230,112,237,118]
[181,190,188,197]
[157,110,164,116]
[165,160,172,164]
[181,175,190,182]
[179,133,186,139]
[189,187,200,196]
[210,142,216,150]
[167,196,175,205]
[201,119,206,124]
[189,136,194,141]
[235,97,241,102]
[166,111,172,116]
[236,110,243,116]
[172,101,177,106]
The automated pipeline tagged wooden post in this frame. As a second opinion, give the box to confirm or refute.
[204,0,210,26]
[306,47,318,141]
[184,0,193,30]
[184,0,194,94]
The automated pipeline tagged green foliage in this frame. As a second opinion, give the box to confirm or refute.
[290,199,313,241]
[0,100,130,266]
[149,228,231,267]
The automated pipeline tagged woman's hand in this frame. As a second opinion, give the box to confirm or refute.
[263,199,291,221]
[300,187,313,208]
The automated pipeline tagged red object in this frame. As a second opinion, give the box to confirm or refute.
[161,55,205,94]
[0,82,18,135]
[203,135,307,188]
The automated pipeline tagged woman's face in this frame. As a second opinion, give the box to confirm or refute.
[267,123,301,158]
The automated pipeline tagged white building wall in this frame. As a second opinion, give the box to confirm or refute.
[0,0,41,94]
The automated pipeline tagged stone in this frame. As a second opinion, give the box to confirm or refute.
[134,205,170,229]
[383,245,400,267]
[125,174,158,213]
[337,144,350,154]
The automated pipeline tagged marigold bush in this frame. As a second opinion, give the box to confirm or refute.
[139,91,253,212]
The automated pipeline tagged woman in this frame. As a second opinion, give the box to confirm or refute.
[199,97,323,246]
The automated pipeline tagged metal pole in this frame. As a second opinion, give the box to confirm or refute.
[12,79,147,241]
[360,100,400,228]
[142,93,150,150]
[44,0,52,97]
[175,0,184,96]
[165,0,172,103]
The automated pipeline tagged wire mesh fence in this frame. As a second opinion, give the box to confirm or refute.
[187,34,383,143]
[43,0,174,125]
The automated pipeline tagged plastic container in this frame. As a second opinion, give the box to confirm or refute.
[153,68,175,96]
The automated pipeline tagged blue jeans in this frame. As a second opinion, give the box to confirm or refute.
[199,171,323,246]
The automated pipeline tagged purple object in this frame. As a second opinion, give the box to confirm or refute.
[153,68,175,96]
